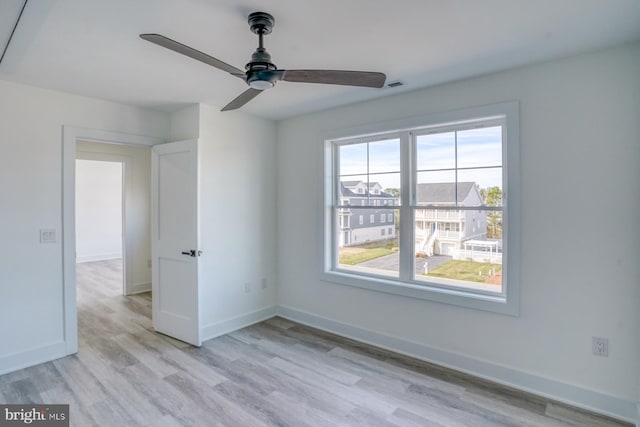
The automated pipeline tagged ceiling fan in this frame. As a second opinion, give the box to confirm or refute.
[140,12,386,111]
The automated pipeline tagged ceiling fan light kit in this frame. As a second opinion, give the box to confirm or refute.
[140,11,386,111]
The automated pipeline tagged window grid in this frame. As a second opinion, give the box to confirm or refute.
[325,103,519,315]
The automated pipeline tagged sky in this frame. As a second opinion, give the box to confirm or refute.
[339,126,502,190]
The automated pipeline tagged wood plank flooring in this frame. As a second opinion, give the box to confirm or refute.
[0,259,631,426]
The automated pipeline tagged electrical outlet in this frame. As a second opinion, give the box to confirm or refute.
[261,278,267,290]
[244,282,251,293]
[592,337,608,357]
[40,229,56,243]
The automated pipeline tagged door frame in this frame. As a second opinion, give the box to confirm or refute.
[62,126,164,355]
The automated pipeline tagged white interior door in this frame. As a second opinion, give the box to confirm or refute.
[151,139,201,346]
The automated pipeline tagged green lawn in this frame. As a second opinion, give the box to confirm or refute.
[339,247,395,265]
[426,260,501,283]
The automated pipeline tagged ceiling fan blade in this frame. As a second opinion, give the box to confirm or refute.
[140,34,245,78]
[282,70,386,88]
[221,88,263,111]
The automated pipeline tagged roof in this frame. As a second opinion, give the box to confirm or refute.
[415,182,478,204]
[340,182,358,197]
[340,181,395,198]
[342,180,382,188]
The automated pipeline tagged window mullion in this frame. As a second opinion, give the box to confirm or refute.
[454,130,458,206]
[398,131,413,282]
[327,141,338,271]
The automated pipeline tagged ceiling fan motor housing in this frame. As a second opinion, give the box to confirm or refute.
[247,48,276,72]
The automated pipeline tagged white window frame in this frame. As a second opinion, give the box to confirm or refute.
[322,102,520,315]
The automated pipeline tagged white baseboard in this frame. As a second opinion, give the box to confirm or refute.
[200,306,277,342]
[76,253,122,263]
[276,305,636,425]
[128,282,151,295]
[0,342,67,376]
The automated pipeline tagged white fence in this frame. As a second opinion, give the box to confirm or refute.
[452,248,502,264]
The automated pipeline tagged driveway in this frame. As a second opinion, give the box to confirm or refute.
[358,252,452,273]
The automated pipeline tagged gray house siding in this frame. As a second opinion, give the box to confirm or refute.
[339,181,398,247]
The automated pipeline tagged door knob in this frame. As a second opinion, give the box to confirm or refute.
[181,250,202,257]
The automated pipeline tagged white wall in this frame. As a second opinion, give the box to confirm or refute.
[0,79,168,374]
[195,104,278,338]
[75,159,123,262]
[76,140,152,292]
[276,43,640,421]
[170,104,199,141]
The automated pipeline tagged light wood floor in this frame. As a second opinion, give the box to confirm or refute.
[0,259,630,426]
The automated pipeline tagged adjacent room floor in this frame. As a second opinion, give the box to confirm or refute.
[0,260,629,426]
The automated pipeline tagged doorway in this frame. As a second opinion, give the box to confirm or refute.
[62,126,162,355]
[75,157,125,295]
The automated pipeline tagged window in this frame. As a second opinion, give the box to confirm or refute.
[359,215,363,225]
[369,214,375,223]
[324,102,520,315]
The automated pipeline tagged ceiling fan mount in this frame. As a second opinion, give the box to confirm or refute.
[140,11,386,111]
[248,11,275,36]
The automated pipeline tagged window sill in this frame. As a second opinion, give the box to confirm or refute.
[321,269,519,316]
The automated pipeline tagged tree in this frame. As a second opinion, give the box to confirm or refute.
[482,186,503,239]
[384,187,400,197]
[485,186,502,207]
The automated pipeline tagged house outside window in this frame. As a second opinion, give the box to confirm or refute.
[338,180,398,249]
[324,102,520,315]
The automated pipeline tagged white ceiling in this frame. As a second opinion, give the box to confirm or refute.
[1,0,639,120]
